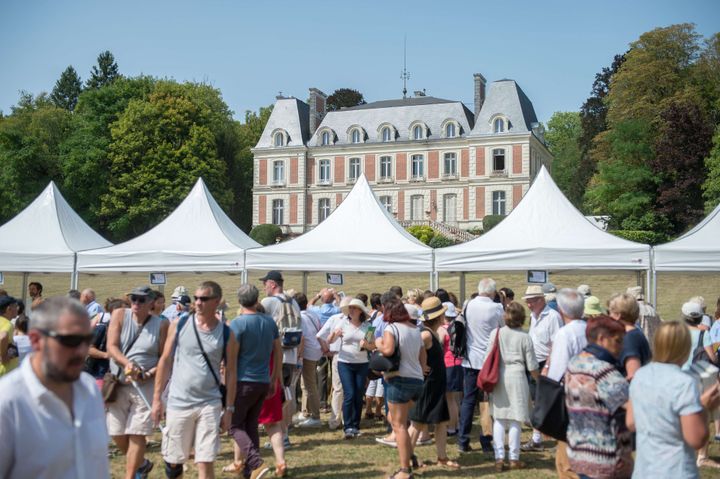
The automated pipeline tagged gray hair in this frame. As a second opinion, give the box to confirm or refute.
[237,284,259,308]
[557,288,585,320]
[29,296,89,331]
[477,278,497,296]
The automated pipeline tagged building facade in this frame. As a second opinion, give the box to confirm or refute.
[252,74,552,234]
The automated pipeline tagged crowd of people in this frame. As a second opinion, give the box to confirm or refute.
[1,275,720,479]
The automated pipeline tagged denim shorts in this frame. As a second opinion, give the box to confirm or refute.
[445,365,463,392]
[385,377,424,404]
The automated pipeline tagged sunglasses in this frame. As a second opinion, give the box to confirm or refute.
[39,329,94,348]
[194,295,218,302]
[130,295,149,304]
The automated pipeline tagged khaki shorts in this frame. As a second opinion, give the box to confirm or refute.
[162,403,223,464]
[106,381,155,436]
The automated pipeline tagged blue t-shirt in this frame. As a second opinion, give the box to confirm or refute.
[709,320,720,352]
[230,312,279,383]
[619,327,651,376]
[312,303,342,326]
[630,362,703,479]
[683,328,713,370]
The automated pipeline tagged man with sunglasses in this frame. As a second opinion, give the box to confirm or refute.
[152,281,238,479]
[106,286,169,479]
[0,296,110,478]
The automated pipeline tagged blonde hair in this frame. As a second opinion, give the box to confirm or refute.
[406,288,423,305]
[608,293,640,324]
[653,321,691,366]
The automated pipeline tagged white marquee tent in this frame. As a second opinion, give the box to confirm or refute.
[435,166,651,272]
[245,174,433,273]
[78,178,258,272]
[653,202,720,271]
[0,182,112,285]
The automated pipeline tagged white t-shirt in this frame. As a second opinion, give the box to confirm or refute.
[317,312,343,353]
[387,322,424,380]
[462,296,505,369]
[547,320,587,381]
[335,317,371,364]
[301,309,323,362]
[529,306,564,363]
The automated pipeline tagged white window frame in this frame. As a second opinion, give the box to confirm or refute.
[445,122,456,138]
[272,160,285,185]
[410,194,424,220]
[272,199,284,224]
[379,155,392,181]
[379,195,392,213]
[442,193,457,223]
[413,125,424,140]
[492,190,506,216]
[348,157,361,183]
[318,198,331,222]
[351,129,361,144]
[321,131,330,146]
[410,154,424,180]
[382,127,392,142]
[493,117,506,133]
[318,159,331,185]
[443,152,457,178]
[274,132,285,146]
[492,148,506,174]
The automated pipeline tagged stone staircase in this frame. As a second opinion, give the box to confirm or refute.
[399,220,478,243]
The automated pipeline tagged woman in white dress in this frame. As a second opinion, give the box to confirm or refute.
[487,301,539,471]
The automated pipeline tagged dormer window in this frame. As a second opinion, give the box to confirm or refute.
[446,123,456,138]
[351,129,361,144]
[274,132,285,146]
[382,127,392,142]
[493,118,505,133]
[413,125,424,140]
[321,131,330,146]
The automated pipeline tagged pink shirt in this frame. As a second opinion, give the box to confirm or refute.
[442,324,462,367]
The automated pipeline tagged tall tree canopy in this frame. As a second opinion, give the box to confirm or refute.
[86,51,120,89]
[50,66,83,111]
[326,88,366,111]
[545,111,583,207]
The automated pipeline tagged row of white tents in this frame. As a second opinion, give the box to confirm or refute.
[0,167,717,304]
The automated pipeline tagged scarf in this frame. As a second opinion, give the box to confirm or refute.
[584,343,619,368]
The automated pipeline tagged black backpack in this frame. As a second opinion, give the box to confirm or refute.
[692,330,715,365]
[448,304,468,359]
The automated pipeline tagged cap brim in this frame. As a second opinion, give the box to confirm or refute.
[522,294,544,299]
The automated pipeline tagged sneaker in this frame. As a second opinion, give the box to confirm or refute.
[698,457,720,469]
[458,444,473,454]
[283,436,292,449]
[344,429,355,439]
[417,437,433,446]
[375,436,397,447]
[351,428,362,437]
[264,441,273,449]
[297,418,322,428]
[249,462,270,479]
[520,440,544,452]
[135,459,154,479]
[328,419,341,431]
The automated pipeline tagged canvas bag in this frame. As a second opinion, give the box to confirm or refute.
[531,375,568,442]
[476,327,501,392]
[272,295,303,349]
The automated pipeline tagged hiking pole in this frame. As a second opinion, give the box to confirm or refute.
[130,379,152,410]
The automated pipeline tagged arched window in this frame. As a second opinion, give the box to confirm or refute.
[446,123,456,138]
[274,132,285,146]
[493,118,505,133]
[413,125,424,140]
[351,129,361,143]
[321,131,330,146]
[382,127,392,142]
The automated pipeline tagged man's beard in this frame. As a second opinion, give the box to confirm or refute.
[42,343,84,383]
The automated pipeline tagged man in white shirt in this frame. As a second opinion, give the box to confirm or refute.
[544,288,587,479]
[458,278,504,453]
[295,292,324,428]
[317,297,352,430]
[523,284,564,451]
[0,296,109,479]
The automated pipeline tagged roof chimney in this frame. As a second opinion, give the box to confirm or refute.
[473,73,486,118]
[308,88,327,135]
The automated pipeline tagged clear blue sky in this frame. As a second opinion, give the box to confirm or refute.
[1,0,718,124]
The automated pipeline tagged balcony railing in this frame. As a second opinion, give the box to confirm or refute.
[409,175,425,182]
[490,169,507,177]
[271,180,286,187]
[377,176,394,184]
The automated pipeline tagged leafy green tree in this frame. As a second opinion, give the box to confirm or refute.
[690,33,720,122]
[0,92,72,221]
[407,225,435,244]
[60,76,156,230]
[651,99,713,234]
[326,88,366,111]
[99,81,233,240]
[50,66,82,111]
[702,126,720,212]
[86,51,120,89]
[607,24,702,127]
[584,120,657,229]
[250,224,282,245]
[545,112,583,207]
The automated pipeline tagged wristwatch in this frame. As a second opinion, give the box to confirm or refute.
[225,406,235,413]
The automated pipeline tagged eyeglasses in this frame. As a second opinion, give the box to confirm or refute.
[194,295,218,302]
[39,329,94,348]
[130,295,149,304]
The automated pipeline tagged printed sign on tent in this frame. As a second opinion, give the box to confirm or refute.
[326,273,343,285]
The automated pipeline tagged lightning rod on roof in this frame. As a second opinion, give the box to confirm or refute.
[401,35,410,99]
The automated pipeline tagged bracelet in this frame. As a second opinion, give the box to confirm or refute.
[225,406,235,413]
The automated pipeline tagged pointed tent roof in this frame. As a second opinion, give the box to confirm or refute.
[435,167,650,271]
[0,182,112,272]
[78,178,258,272]
[654,202,720,271]
[245,174,433,272]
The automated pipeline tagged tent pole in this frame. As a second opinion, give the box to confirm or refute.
[302,271,308,295]
[21,273,29,303]
[70,253,79,290]
[459,272,466,305]
[241,250,248,284]
[649,247,657,306]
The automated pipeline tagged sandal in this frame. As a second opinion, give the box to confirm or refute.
[222,461,244,474]
[388,467,413,479]
[275,463,287,477]
[410,454,425,469]
[436,457,461,469]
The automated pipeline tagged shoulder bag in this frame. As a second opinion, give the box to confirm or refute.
[101,314,149,403]
[530,375,568,442]
[476,327,501,392]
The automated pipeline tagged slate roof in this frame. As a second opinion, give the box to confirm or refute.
[470,80,539,136]
[255,98,310,149]
[308,97,474,146]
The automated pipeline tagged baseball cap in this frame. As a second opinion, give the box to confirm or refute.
[259,270,283,282]
[128,286,156,299]
[171,286,188,300]
[681,301,704,319]
[178,295,192,307]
